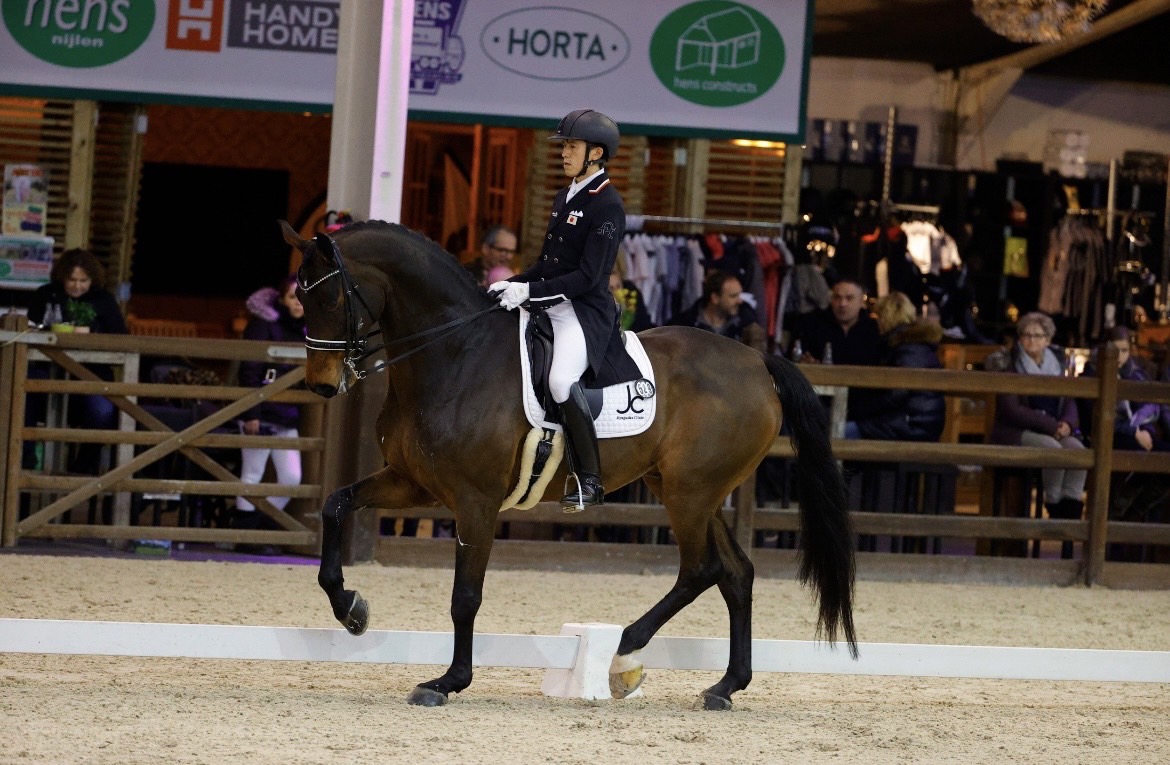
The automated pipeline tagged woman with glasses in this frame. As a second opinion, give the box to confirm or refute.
[989,311,1087,524]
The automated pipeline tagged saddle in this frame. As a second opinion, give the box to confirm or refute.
[518,307,656,438]
[525,307,642,421]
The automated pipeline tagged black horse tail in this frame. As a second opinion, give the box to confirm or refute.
[764,354,858,659]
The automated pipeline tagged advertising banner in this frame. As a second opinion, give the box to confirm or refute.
[0,0,811,140]
[2,163,48,236]
[0,235,54,289]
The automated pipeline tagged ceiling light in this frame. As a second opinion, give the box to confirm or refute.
[972,0,1110,43]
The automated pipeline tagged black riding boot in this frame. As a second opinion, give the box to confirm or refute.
[558,382,604,512]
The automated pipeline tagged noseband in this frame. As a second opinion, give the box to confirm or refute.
[297,233,502,380]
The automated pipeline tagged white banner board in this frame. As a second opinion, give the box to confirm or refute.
[0,0,812,140]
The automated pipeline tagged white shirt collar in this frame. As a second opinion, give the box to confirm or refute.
[566,168,605,202]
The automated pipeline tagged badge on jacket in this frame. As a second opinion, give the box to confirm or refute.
[567,209,583,225]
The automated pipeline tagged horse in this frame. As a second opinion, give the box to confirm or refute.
[280,219,857,710]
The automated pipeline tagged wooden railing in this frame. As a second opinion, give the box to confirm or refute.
[3,313,1169,588]
[0,313,330,552]
[375,347,1170,588]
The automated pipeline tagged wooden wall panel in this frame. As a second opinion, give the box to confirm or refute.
[520,133,647,269]
[142,106,331,228]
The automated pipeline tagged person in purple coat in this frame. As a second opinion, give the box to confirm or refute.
[988,311,1087,521]
[234,275,305,549]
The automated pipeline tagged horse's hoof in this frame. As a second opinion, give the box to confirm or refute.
[697,692,733,711]
[609,665,646,699]
[342,592,369,636]
[406,686,448,706]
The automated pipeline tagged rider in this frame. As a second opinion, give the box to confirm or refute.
[490,108,625,510]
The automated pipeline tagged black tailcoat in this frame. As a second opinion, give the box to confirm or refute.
[511,171,636,385]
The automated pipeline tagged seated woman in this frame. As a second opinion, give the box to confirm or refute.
[1082,326,1170,528]
[844,291,945,442]
[26,248,128,474]
[1081,325,1170,452]
[988,311,1087,521]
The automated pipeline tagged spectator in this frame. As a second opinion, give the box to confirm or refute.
[609,264,653,332]
[26,248,128,474]
[323,209,354,233]
[669,271,765,352]
[467,224,518,288]
[988,311,1087,523]
[235,275,305,554]
[1081,325,1170,452]
[1081,326,1170,530]
[845,291,945,441]
[792,278,882,421]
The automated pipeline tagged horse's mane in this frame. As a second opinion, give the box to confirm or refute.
[335,220,484,292]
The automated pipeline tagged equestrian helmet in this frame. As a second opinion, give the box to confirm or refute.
[547,109,620,160]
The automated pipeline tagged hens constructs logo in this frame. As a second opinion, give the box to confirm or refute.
[479,7,629,82]
[3,0,156,67]
[649,0,784,107]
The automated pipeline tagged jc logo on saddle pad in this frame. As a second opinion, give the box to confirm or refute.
[518,310,657,438]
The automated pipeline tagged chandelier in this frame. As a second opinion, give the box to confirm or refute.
[972,0,1110,43]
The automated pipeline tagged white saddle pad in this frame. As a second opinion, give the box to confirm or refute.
[518,308,656,438]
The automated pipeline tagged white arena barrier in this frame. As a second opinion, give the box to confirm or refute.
[1,619,1167,701]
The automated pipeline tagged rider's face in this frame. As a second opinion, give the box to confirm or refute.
[561,139,601,180]
[561,139,587,178]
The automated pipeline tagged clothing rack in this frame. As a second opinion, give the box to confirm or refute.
[889,202,940,216]
[626,214,785,233]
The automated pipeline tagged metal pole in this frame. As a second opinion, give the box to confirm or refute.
[1161,157,1170,322]
[880,106,897,215]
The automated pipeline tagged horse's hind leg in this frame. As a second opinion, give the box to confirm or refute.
[698,517,754,710]
[611,482,754,710]
[318,467,434,635]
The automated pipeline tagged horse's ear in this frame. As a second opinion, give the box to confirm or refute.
[279,219,308,251]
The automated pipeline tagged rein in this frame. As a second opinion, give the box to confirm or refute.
[299,233,503,378]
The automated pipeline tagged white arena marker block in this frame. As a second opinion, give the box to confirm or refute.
[541,622,623,700]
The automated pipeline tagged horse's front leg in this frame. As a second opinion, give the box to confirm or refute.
[318,467,435,635]
[408,509,497,706]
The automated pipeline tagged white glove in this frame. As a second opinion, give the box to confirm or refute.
[495,282,529,311]
[488,280,511,296]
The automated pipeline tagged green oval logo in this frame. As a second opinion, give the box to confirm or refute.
[4,0,155,68]
[649,1,783,107]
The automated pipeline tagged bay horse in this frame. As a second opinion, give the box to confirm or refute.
[280,219,857,710]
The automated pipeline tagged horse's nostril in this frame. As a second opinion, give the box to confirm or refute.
[309,383,338,399]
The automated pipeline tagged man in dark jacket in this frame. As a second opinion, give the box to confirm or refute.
[668,271,765,352]
[794,278,881,419]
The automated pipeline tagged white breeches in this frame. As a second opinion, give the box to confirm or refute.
[547,301,588,403]
[237,425,302,511]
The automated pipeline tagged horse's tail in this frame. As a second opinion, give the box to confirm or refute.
[763,354,858,658]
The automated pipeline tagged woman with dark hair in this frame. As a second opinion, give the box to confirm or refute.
[28,248,126,334]
[26,249,127,474]
[1082,325,1170,452]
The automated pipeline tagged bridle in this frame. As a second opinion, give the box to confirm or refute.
[297,233,502,380]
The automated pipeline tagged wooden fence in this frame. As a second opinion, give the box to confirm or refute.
[0,313,329,552]
[3,312,1170,588]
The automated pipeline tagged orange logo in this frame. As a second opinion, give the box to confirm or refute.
[166,0,224,52]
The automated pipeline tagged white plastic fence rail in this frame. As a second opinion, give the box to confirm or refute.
[1,619,1166,701]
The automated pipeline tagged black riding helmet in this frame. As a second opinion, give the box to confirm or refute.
[547,108,620,162]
